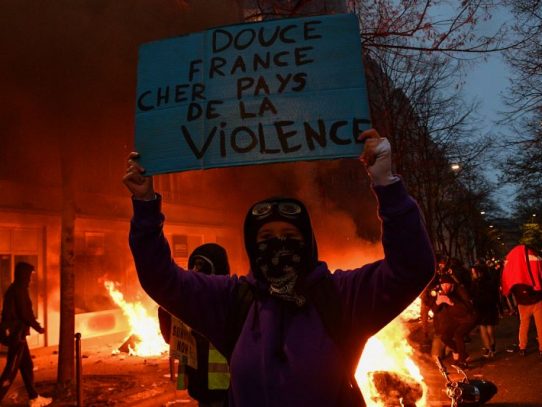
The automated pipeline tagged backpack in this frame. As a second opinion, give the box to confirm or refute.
[513,246,542,306]
[513,284,542,305]
[224,275,364,406]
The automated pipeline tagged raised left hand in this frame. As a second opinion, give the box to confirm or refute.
[358,129,397,186]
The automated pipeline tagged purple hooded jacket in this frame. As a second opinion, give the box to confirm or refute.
[129,180,435,406]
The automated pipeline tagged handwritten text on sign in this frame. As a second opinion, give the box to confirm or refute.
[169,317,197,369]
[135,14,370,174]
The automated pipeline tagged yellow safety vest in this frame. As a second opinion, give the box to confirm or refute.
[207,344,230,390]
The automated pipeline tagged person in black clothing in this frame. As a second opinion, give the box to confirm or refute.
[470,263,500,358]
[0,262,52,406]
[449,257,472,292]
[159,244,230,407]
[431,274,477,369]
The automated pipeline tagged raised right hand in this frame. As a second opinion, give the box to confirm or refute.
[123,152,155,200]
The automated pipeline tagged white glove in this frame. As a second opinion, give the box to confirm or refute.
[361,137,399,186]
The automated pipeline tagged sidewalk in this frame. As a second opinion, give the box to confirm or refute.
[1,315,541,406]
[1,332,195,407]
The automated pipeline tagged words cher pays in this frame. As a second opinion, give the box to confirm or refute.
[135,13,370,174]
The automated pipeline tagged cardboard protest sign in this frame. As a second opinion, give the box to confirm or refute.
[135,13,370,174]
[169,317,197,369]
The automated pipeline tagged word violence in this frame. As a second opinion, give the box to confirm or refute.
[181,118,370,159]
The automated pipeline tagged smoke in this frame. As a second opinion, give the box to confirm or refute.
[1,1,387,300]
[0,1,382,222]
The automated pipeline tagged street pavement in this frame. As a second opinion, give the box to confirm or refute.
[0,314,541,406]
[411,313,542,407]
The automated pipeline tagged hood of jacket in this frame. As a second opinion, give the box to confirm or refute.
[188,243,230,276]
[14,262,34,287]
[243,197,318,283]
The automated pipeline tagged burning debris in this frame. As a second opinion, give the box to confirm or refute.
[104,281,168,357]
[368,370,423,407]
[117,334,143,354]
[356,303,428,407]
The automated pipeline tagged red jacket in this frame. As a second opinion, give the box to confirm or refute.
[502,245,542,296]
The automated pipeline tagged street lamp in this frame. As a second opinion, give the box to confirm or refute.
[480,211,486,215]
[451,163,461,172]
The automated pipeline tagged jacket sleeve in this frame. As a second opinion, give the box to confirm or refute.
[129,196,237,352]
[15,286,42,332]
[334,180,435,340]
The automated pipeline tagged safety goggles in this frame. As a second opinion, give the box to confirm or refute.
[191,255,215,275]
[251,201,302,220]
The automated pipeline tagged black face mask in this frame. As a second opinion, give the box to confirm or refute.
[254,237,307,306]
[255,237,306,277]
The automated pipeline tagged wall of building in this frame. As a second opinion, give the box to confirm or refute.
[0,199,244,349]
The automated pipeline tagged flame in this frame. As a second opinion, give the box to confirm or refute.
[355,300,428,407]
[104,268,428,402]
[104,281,169,357]
[400,297,422,321]
[325,248,428,405]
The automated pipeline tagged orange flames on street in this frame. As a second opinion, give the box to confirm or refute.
[324,250,428,406]
[356,298,427,407]
[104,281,169,357]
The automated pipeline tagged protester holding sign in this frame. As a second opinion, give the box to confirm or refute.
[124,129,435,406]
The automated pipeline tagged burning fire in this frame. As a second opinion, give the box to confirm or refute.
[104,279,428,404]
[104,281,169,357]
[325,251,428,405]
[356,299,428,407]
